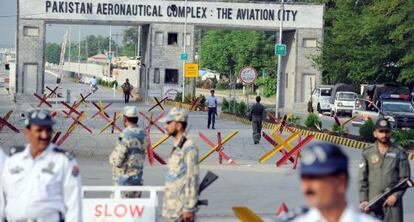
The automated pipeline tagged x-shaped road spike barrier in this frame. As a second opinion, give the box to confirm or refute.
[199,132,236,164]
[145,128,168,165]
[262,131,294,164]
[61,101,82,117]
[76,92,92,107]
[276,203,289,217]
[259,132,300,164]
[268,113,295,134]
[91,101,112,119]
[0,111,19,133]
[33,93,53,108]
[333,115,357,127]
[275,135,314,168]
[45,86,59,98]
[139,112,165,134]
[185,96,201,112]
[199,131,238,163]
[151,134,170,150]
[57,112,91,146]
[33,86,59,108]
[100,112,123,134]
[148,97,168,112]
[91,103,122,132]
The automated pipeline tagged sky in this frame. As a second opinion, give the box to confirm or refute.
[0,0,129,48]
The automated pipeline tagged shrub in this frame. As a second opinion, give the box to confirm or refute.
[221,98,229,112]
[359,119,375,142]
[237,101,248,116]
[175,92,182,102]
[256,76,277,97]
[332,123,347,135]
[305,113,322,130]
[215,81,229,90]
[228,99,239,114]
[287,115,301,125]
[392,130,414,150]
[199,94,206,106]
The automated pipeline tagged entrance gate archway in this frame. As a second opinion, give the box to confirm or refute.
[15,0,323,113]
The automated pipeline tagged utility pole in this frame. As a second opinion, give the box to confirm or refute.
[77,26,81,78]
[275,0,285,118]
[108,25,112,77]
[182,0,188,102]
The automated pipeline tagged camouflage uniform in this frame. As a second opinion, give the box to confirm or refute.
[162,138,199,221]
[161,107,200,221]
[109,106,147,198]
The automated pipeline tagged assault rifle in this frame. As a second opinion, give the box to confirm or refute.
[176,171,219,222]
[367,177,413,211]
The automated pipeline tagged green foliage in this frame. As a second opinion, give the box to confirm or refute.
[45,43,61,64]
[287,115,301,125]
[228,99,239,114]
[256,76,276,97]
[331,123,347,135]
[392,130,414,150]
[175,92,182,102]
[122,28,139,57]
[221,98,229,112]
[315,0,414,85]
[237,101,248,116]
[215,81,229,90]
[65,35,119,61]
[200,30,277,79]
[359,119,376,142]
[305,113,322,129]
[199,94,206,106]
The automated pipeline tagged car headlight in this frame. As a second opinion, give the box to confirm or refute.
[386,116,395,122]
[338,102,343,107]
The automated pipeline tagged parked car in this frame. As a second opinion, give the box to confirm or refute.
[352,98,414,129]
[329,84,358,117]
[309,85,333,114]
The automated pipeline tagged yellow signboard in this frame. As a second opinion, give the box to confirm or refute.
[185,63,199,78]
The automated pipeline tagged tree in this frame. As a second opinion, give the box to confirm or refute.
[123,28,138,58]
[65,35,118,61]
[200,30,276,78]
[314,0,414,86]
[45,43,61,64]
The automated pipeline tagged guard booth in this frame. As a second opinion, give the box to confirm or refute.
[83,186,164,221]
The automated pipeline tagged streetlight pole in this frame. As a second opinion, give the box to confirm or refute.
[182,0,188,102]
[275,0,285,118]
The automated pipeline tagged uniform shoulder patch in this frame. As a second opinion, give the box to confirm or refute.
[9,146,25,156]
[53,147,75,160]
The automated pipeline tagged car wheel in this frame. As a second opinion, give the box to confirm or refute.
[317,104,322,114]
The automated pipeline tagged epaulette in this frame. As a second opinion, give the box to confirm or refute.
[53,147,75,160]
[274,207,309,222]
[9,146,25,156]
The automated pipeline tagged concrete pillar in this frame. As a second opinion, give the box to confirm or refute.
[16,19,46,96]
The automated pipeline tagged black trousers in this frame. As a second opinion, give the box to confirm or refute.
[207,107,217,128]
[124,92,130,103]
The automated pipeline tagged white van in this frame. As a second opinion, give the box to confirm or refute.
[310,85,333,114]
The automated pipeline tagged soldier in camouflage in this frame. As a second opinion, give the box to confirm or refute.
[359,118,411,222]
[161,107,200,222]
[109,106,147,198]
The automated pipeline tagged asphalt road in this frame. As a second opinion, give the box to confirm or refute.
[0,73,412,221]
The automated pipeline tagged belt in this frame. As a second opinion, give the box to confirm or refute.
[9,212,63,222]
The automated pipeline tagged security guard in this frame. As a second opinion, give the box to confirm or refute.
[0,109,82,221]
[109,106,147,198]
[359,118,411,222]
[248,96,266,144]
[161,107,200,222]
[277,142,379,222]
